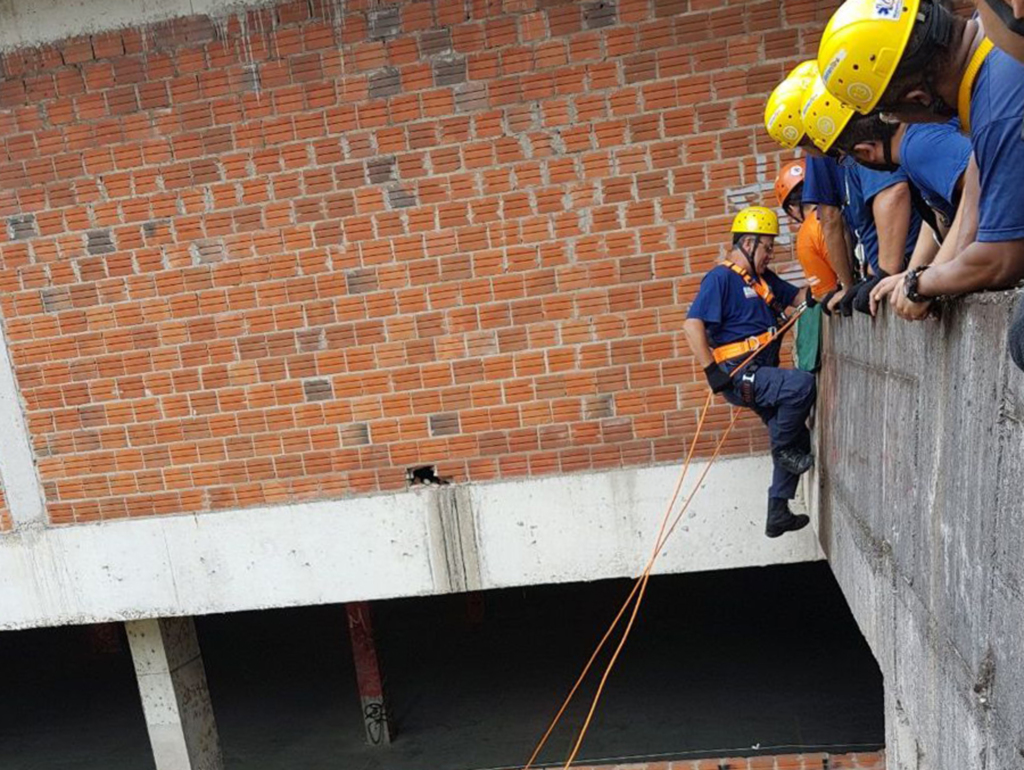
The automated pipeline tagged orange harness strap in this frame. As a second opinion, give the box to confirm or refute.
[723,259,779,307]
[713,328,778,364]
[712,261,785,364]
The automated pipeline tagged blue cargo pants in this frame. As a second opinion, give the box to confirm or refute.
[721,365,816,500]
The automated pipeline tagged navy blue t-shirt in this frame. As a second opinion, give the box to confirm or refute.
[900,120,971,225]
[687,264,799,367]
[969,48,1024,242]
[842,158,922,273]
[802,155,845,207]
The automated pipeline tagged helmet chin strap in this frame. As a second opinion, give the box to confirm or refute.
[737,236,760,277]
[858,124,901,172]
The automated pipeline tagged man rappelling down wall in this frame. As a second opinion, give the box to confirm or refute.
[683,208,817,539]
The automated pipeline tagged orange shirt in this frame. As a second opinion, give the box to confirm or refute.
[795,208,839,298]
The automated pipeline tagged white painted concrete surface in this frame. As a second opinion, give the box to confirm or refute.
[0,0,283,50]
[0,457,822,630]
[0,318,45,526]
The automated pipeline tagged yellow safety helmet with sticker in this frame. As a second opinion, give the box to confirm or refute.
[817,0,922,114]
[800,75,856,153]
[764,60,819,149]
[731,206,780,236]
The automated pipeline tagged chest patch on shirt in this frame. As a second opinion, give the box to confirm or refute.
[743,287,759,299]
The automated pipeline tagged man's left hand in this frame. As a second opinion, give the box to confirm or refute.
[869,272,904,317]
[891,287,932,321]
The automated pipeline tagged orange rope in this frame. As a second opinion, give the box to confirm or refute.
[520,389,715,770]
[559,409,739,770]
[520,302,807,770]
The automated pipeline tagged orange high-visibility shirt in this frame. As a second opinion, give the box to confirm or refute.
[795,208,839,298]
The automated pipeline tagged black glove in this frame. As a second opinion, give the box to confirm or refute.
[820,286,842,317]
[805,293,818,309]
[839,278,866,317]
[704,362,731,394]
[852,270,888,315]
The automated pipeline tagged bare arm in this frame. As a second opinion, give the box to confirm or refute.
[913,155,1017,296]
[907,222,941,270]
[872,182,912,275]
[950,155,980,260]
[873,161,977,318]
[818,203,855,287]
[916,239,1024,296]
[683,318,715,369]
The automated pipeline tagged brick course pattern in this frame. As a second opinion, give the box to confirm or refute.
[0,482,11,531]
[0,0,834,524]
[572,752,885,770]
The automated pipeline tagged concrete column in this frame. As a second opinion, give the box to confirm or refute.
[0,312,46,527]
[126,617,224,770]
[346,601,394,746]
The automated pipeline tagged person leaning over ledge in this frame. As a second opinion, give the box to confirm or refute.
[972,0,1024,370]
[683,208,816,539]
[817,0,1024,367]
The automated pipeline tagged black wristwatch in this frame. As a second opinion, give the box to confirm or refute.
[903,265,931,303]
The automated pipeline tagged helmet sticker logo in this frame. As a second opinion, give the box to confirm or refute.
[822,50,846,86]
[848,82,874,104]
[872,0,904,20]
[782,125,799,142]
[817,116,836,136]
[790,166,803,177]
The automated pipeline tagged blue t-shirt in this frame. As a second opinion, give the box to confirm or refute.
[802,155,845,207]
[842,158,922,273]
[969,48,1024,242]
[687,264,799,367]
[900,120,972,225]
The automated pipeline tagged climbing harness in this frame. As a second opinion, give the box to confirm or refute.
[710,261,790,365]
[723,260,787,316]
[713,329,777,365]
[738,370,757,406]
[521,304,808,770]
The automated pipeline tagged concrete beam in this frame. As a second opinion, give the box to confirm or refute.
[0,457,823,630]
[126,617,223,770]
[0,0,276,51]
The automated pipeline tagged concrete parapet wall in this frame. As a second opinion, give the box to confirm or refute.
[818,291,1024,769]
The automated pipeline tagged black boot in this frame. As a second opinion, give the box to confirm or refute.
[773,446,814,476]
[766,498,809,538]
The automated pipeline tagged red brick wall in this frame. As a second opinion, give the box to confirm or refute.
[575,752,884,769]
[0,0,835,524]
[0,482,11,531]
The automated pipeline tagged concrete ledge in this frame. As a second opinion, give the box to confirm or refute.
[0,456,822,630]
[818,290,1024,769]
[0,0,275,50]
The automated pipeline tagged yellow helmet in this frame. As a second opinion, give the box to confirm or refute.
[764,60,819,149]
[800,75,855,153]
[731,206,779,236]
[817,0,922,114]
